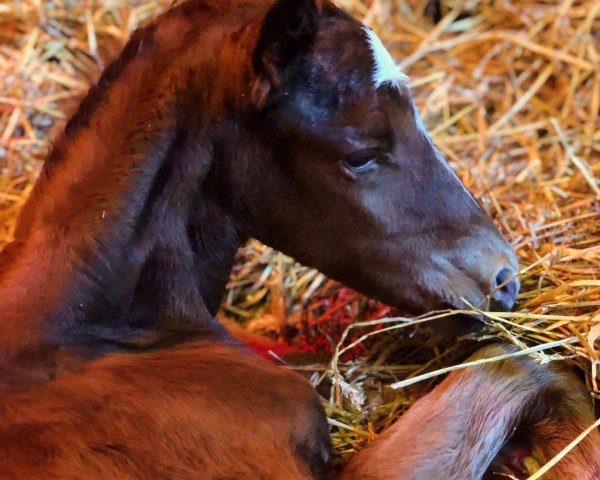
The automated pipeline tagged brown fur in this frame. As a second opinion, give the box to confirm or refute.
[0,0,591,478]
[0,342,329,480]
[1,343,597,479]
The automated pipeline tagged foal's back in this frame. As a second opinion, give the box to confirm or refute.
[0,343,330,480]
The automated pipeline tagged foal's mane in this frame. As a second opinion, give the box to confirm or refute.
[46,0,268,170]
[0,0,277,357]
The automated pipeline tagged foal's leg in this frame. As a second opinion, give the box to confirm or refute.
[338,344,600,480]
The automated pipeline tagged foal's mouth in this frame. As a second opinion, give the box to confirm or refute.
[412,307,489,341]
[396,283,513,338]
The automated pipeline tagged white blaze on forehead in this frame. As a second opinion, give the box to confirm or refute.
[363,27,408,89]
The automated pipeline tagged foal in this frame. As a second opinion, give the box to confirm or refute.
[0,0,518,388]
[0,0,596,478]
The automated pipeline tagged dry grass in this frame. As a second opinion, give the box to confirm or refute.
[1,0,599,475]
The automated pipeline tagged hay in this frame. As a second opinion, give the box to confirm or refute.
[1,0,599,473]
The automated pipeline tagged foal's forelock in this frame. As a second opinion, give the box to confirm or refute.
[363,27,408,89]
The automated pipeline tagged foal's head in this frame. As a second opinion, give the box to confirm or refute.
[222,0,518,316]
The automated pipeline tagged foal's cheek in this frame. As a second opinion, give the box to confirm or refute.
[344,171,410,232]
[354,191,397,232]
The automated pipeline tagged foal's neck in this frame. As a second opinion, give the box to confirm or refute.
[0,8,259,377]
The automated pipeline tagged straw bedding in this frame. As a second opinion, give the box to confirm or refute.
[0,0,598,475]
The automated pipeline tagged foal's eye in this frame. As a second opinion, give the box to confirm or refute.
[341,148,381,175]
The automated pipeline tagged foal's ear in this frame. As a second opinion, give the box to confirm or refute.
[252,0,320,88]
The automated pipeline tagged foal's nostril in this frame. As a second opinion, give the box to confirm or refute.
[495,267,513,290]
[491,267,520,311]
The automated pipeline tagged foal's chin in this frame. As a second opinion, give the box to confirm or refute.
[415,308,488,343]
[405,286,497,340]
[432,313,487,340]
